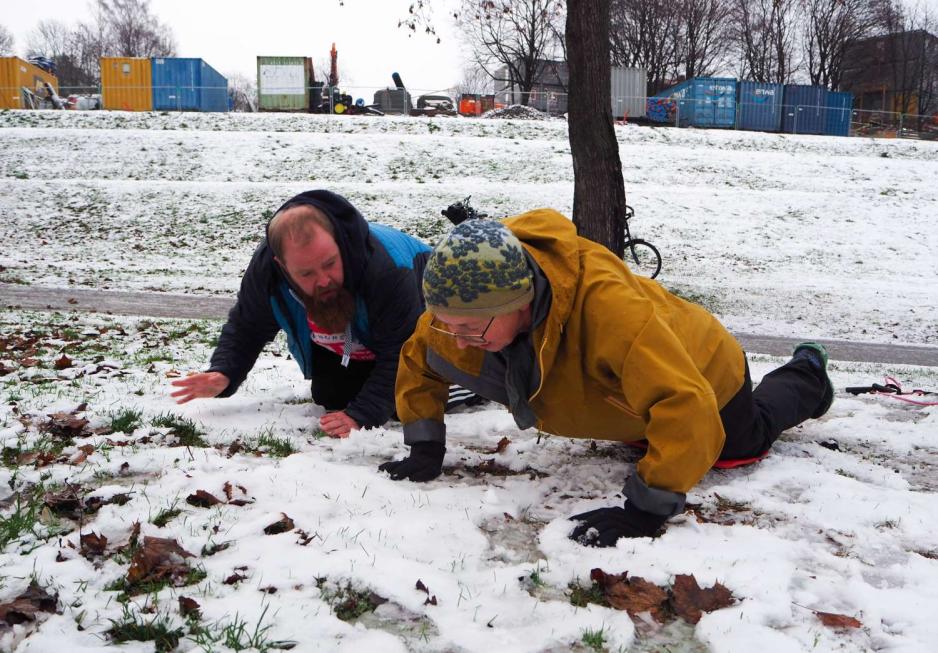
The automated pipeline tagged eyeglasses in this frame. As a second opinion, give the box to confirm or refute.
[429,316,495,345]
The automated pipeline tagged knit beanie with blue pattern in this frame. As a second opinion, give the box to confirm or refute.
[423,219,534,317]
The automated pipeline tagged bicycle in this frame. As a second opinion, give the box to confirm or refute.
[441,197,662,279]
[620,204,662,279]
[441,196,488,225]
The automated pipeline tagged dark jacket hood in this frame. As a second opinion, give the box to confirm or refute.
[267,190,372,292]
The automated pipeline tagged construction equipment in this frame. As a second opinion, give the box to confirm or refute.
[373,72,413,114]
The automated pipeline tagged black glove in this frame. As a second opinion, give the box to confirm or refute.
[378,442,445,482]
[569,502,669,547]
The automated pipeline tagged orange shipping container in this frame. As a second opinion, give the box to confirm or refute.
[0,57,59,109]
[101,57,152,111]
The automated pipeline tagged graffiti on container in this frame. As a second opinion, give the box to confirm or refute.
[646,98,677,123]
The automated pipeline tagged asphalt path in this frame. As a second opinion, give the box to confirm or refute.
[3,283,937,367]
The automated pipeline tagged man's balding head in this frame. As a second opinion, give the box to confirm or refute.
[268,203,336,265]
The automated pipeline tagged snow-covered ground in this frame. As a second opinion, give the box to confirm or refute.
[1,110,936,344]
[1,110,937,653]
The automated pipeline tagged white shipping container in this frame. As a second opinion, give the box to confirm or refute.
[611,67,647,120]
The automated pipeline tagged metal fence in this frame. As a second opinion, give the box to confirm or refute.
[4,83,937,141]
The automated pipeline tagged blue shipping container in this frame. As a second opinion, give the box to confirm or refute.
[151,57,228,112]
[782,85,826,135]
[736,81,783,132]
[664,77,736,129]
[824,91,853,137]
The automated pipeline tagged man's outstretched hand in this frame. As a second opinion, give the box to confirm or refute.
[379,442,445,482]
[569,503,669,547]
[319,411,360,438]
[170,372,230,404]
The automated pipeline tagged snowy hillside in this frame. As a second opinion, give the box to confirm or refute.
[1,110,937,653]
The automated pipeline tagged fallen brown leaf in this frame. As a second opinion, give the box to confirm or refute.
[591,568,669,621]
[490,436,511,454]
[127,536,195,586]
[670,574,735,624]
[43,412,90,438]
[264,513,295,535]
[224,573,248,585]
[186,490,222,508]
[0,582,58,628]
[80,532,108,559]
[178,596,201,619]
[815,611,862,629]
[54,354,73,370]
[70,447,92,465]
[43,486,84,519]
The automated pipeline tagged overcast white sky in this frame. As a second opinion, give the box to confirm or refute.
[2,0,467,98]
[5,0,938,99]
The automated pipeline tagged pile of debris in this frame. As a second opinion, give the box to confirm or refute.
[482,105,549,120]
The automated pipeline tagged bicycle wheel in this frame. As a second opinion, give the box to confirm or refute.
[624,239,662,279]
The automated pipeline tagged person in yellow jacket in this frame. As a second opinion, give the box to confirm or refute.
[379,209,834,545]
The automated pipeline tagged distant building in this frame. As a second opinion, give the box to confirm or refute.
[840,29,938,116]
[493,59,569,113]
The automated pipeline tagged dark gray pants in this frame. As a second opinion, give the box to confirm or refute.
[719,356,827,459]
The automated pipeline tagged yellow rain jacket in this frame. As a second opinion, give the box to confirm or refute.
[396,208,746,498]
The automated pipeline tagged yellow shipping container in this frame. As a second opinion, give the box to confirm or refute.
[100,57,152,111]
[0,57,59,110]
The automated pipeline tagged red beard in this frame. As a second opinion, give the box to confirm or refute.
[298,284,356,333]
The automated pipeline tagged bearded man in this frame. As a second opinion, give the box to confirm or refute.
[171,190,473,437]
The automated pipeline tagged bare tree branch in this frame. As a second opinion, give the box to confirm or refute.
[0,24,15,56]
[456,0,565,105]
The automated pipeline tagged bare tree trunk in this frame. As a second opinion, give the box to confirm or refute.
[566,0,626,256]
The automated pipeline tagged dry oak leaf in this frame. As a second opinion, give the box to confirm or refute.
[127,536,195,585]
[224,573,248,585]
[815,611,863,629]
[80,531,108,558]
[0,582,58,628]
[491,436,511,454]
[669,574,735,624]
[178,596,201,619]
[591,568,669,621]
[43,412,90,438]
[43,486,84,518]
[186,490,222,508]
[264,513,295,535]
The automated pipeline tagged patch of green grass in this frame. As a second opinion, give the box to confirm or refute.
[2,445,22,468]
[187,604,295,652]
[106,566,207,602]
[107,603,184,652]
[151,500,184,528]
[581,626,607,652]
[0,487,43,549]
[318,580,386,622]
[526,562,548,588]
[109,408,143,434]
[141,351,175,364]
[568,581,609,608]
[151,413,208,447]
[256,432,296,458]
